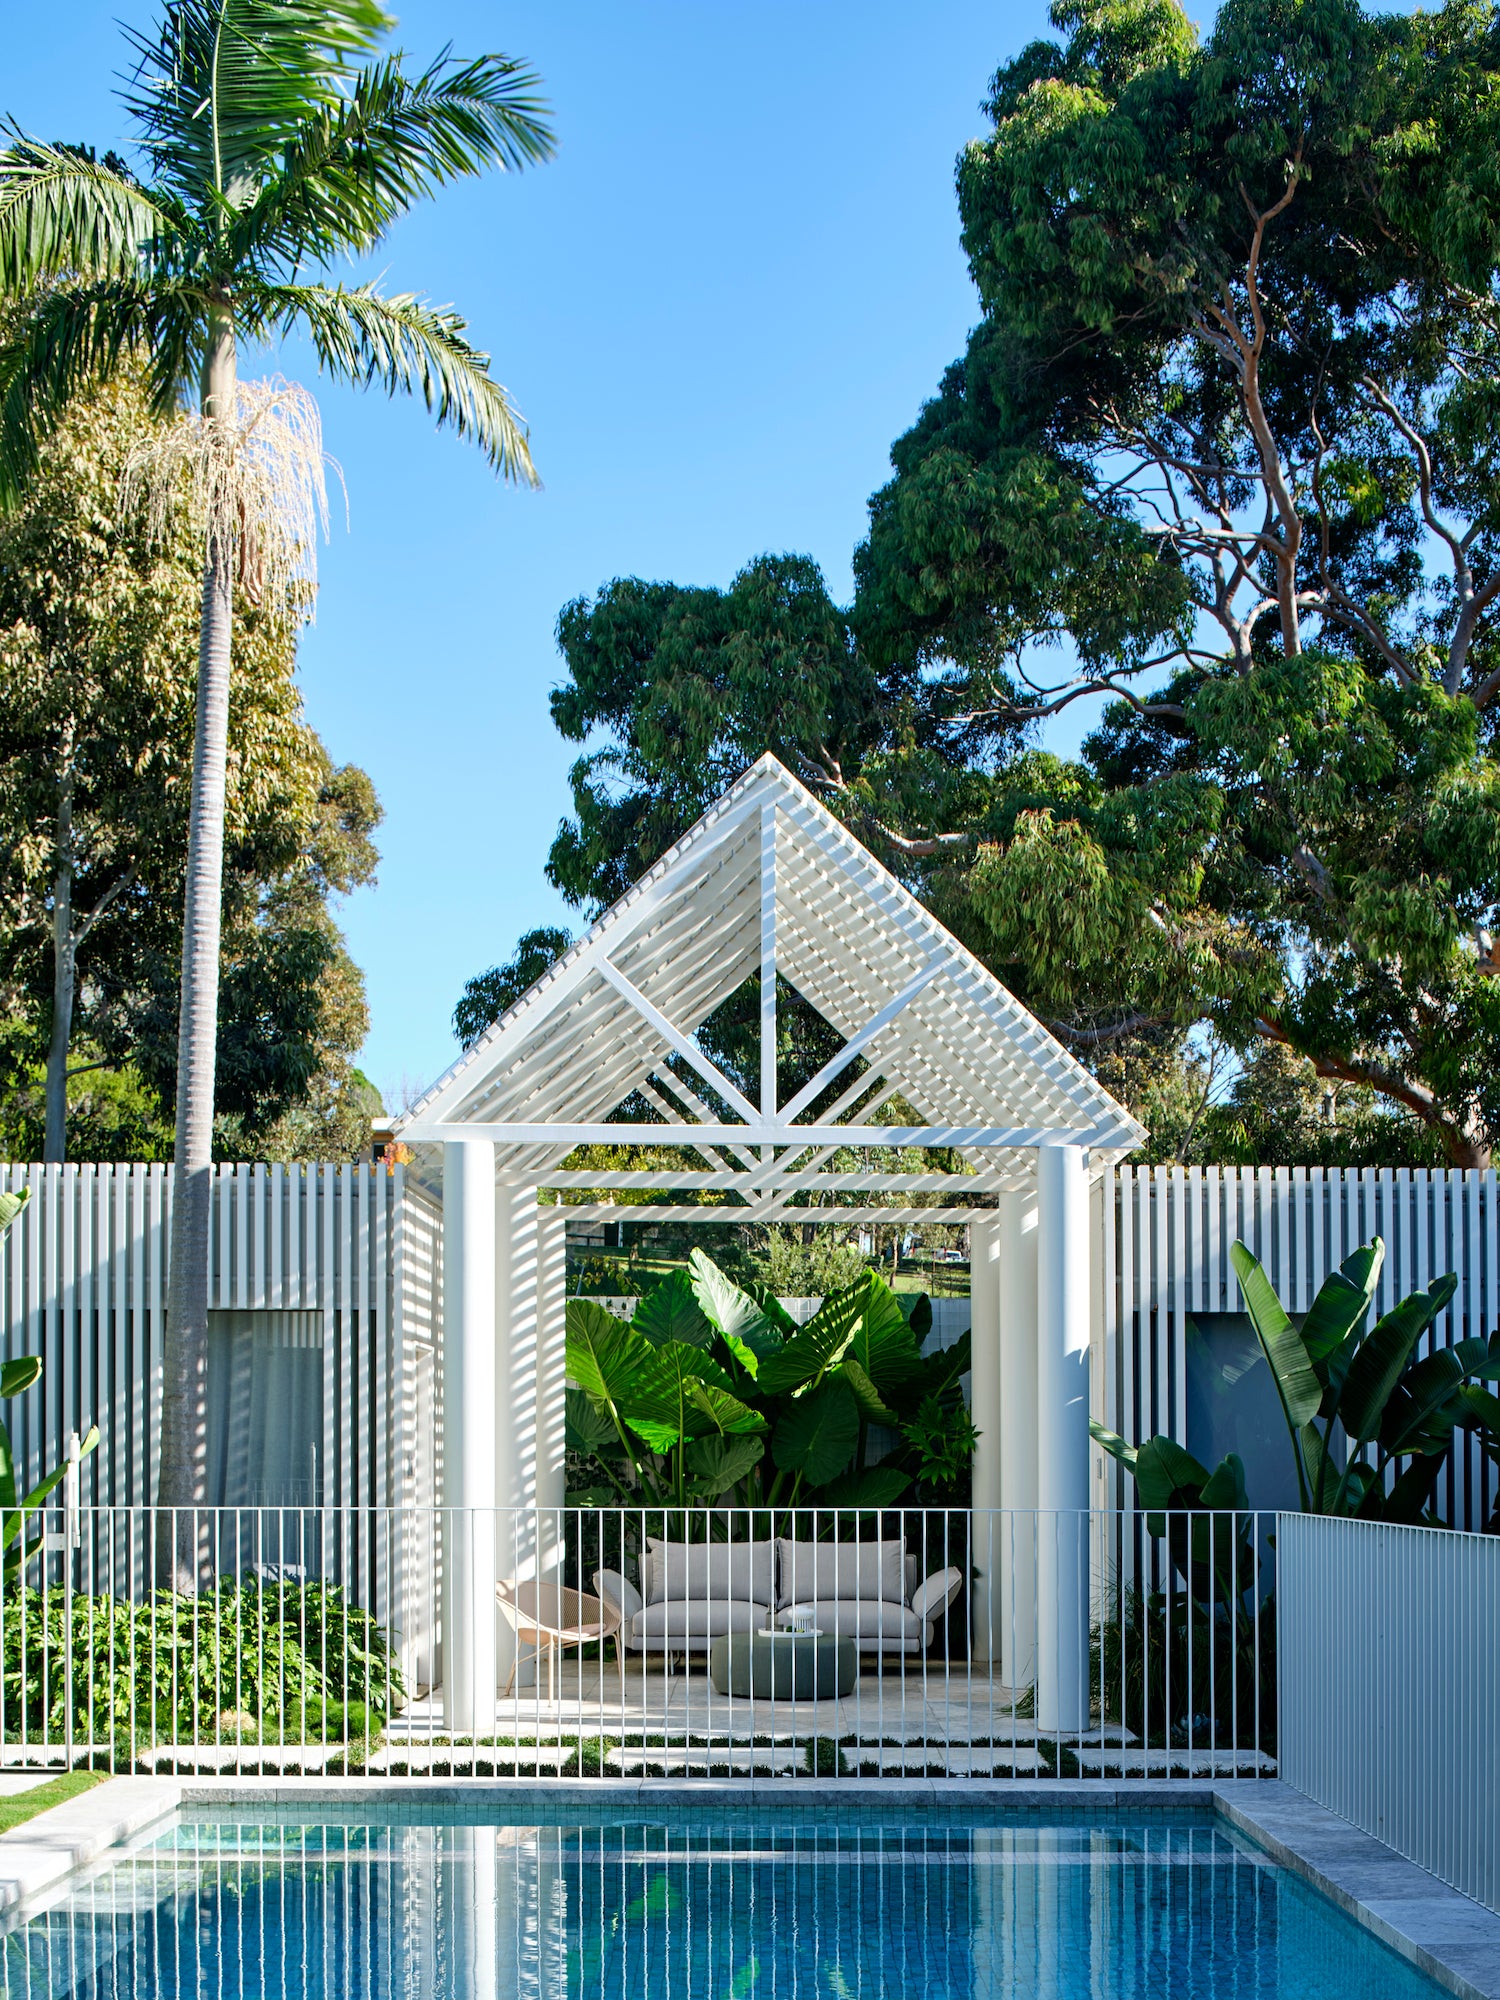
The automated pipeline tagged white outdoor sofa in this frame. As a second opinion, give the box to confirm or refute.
[594,1536,962,1664]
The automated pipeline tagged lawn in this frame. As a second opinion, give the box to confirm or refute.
[0,1770,108,1834]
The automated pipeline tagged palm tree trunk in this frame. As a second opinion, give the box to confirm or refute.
[156,311,236,1586]
[44,766,75,1165]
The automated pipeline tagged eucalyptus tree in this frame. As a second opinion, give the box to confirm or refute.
[0,0,554,1563]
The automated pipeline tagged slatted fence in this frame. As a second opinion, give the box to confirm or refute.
[1101,1167,1500,1529]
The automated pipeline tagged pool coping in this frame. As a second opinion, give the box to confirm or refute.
[0,1776,1495,1999]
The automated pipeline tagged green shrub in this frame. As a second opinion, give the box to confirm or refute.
[0,1576,403,1745]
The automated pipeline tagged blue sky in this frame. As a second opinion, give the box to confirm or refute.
[7,0,1098,1105]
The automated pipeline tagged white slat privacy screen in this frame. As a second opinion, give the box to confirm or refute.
[0,1161,1494,1533]
[0,1162,430,1515]
[1103,1166,1500,1530]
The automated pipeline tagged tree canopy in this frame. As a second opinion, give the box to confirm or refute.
[492,0,1500,1168]
[0,372,380,1159]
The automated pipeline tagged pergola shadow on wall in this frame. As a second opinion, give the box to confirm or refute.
[393,756,1146,1728]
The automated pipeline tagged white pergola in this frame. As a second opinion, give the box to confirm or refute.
[394,754,1145,1728]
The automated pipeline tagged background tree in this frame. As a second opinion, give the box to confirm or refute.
[0,0,553,1547]
[849,0,1500,1165]
[0,371,381,1162]
[501,0,1500,1169]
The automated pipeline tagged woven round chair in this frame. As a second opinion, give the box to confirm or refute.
[495,1578,624,1700]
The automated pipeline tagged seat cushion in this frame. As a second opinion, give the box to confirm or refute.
[632,1598,771,1642]
[645,1537,776,1607]
[775,1599,927,1645]
[776,1537,907,1608]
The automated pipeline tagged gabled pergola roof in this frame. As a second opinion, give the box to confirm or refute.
[395,756,1145,1221]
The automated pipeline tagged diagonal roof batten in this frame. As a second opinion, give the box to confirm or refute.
[393,757,1146,1186]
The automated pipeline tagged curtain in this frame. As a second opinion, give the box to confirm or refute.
[207,1311,325,1508]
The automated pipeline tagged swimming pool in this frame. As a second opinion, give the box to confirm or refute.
[1,1804,1451,1998]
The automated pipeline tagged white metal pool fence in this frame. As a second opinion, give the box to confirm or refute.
[1278,1514,1500,1914]
[0,1505,1277,1781]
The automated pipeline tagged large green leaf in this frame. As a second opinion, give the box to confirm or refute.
[564,1300,657,1445]
[0,1356,41,1400]
[688,1250,785,1372]
[1457,1382,1500,1434]
[1199,1452,1249,1511]
[1088,1418,1139,1473]
[620,1341,765,1451]
[0,1188,30,1235]
[684,1434,764,1498]
[839,1356,897,1422]
[0,1423,99,1557]
[1338,1274,1458,1448]
[771,1377,859,1486]
[845,1275,924,1399]
[631,1270,713,1349]
[755,1279,868,1396]
[1301,1421,1334,1511]
[899,1292,933,1341]
[1131,1435,1214,1512]
[1230,1241,1322,1431]
[817,1464,911,1508]
[1379,1340,1482,1458]
[564,1387,619,1459]
[1376,1454,1446,1524]
[1300,1240,1382,1363]
[921,1330,972,1401]
[742,1280,799,1338]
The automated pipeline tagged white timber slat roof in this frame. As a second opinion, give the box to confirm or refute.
[394,755,1145,1205]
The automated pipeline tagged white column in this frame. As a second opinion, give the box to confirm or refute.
[442,1140,497,1735]
[494,1183,539,1691]
[448,1825,498,2000]
[997,1189,1039,1690]
[534,1204,569,1592]
[1035,1142,1091,1734]
[968,1218,1001,1663]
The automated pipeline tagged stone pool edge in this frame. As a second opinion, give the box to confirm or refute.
[2,1774,1495,2000]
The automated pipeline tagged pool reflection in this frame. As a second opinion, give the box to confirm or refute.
[0,1817,1445,2000]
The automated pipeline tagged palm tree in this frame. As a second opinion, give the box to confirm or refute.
[0,1,553,1579]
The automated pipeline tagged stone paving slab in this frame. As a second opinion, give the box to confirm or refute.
[1213,1781,1500,2000]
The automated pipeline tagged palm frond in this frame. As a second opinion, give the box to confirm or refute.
[230,52,554,269]
[263,281,537,482]
[0,281,197,509]
[0,136,180,292]
[121,0,390,210]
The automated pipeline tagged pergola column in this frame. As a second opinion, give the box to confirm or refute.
[1034,1142,1091,1734]
[442,1139,498,1735]
[997,1188,1039,1690]
[968,1218,1000,1662]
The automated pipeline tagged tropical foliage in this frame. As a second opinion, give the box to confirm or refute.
[564,1250,973,1508]
[1093,1236,1500,1525]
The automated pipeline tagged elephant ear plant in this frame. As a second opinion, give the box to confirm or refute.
[564,1250,974,1510]
[1093,1237,1500,1525]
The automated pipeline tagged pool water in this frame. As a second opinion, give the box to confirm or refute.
[0,1806,1448,1999]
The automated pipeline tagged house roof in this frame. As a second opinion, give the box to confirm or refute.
[394,756,1145,1213]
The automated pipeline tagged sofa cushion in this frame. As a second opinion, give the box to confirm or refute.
[644,1537,776,1607]
[775,1599,926,1644]
[633,1598,769,1642]
[775,1537,907,1608]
